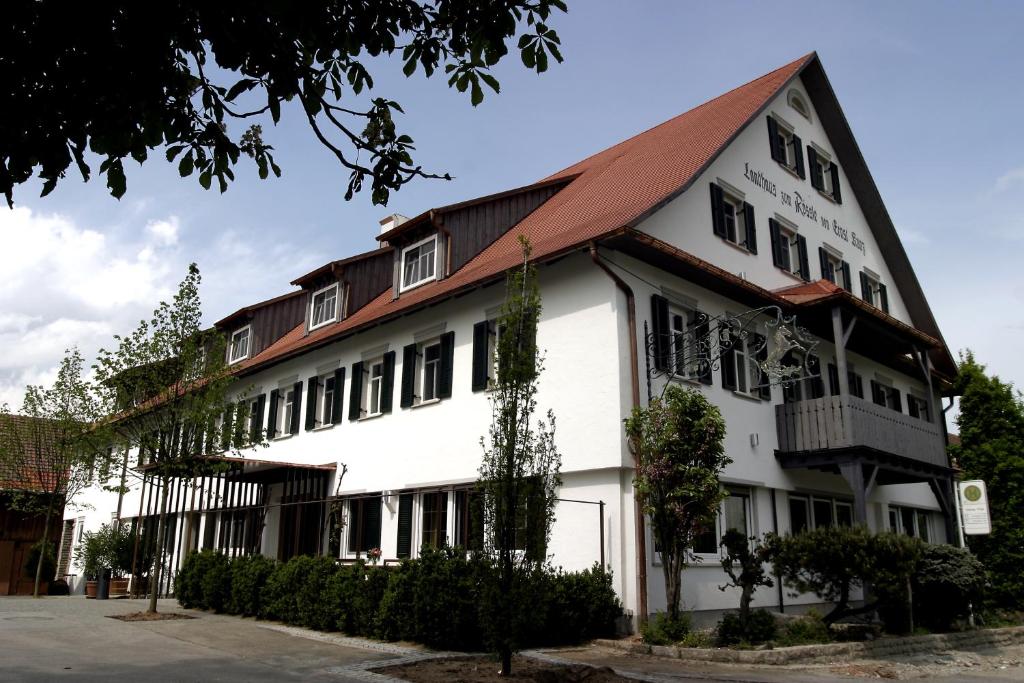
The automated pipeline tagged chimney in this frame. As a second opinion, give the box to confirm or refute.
[378,213,410,240]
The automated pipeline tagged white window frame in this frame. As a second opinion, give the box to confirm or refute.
[689,490,752,561]
[771,115,796,169]
[812,145,835,196]
[418,339,443,404]
[228,325,251,364]
[787,89,812,122]
[314,372,337,428]
[364,358,385,417]
[862,271,881,307]
[667,304,699,381]
[309,283,340,331]
[400,235,438,292]
[823,249,847,289]
[776,220,802,277]
[721,192,743,246]
[276,387,295,438]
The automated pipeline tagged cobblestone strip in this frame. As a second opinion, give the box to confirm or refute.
[256,623,424,656]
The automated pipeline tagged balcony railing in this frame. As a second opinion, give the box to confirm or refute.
[775,395,947,468]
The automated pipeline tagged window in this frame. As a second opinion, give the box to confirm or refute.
[871,379,903,412]
[400,235,437,291]
[307,370,343,430]
[710,183,756,253]
[228,326,251,364]
[789,496,810,534]
[827,363,865,400]
[889,507,934,543]
[318,374,336,426]
[812,498,834,528]
[691,491,751,557]
[722,330,770,399]
[907,395,931,422]
[859,271,889,313]
[454,489,483,550]
[808,146,842,203]
[309,283,339,330]
[347,496,383,555]
[277,388,295,437]
[366,359,384,416]
[76,517,85,543]
[819,247,850,290]
[349,353,395,420]
[767,115,805,178]
[787,89,811,121]
[770,219,809,280]
[420,492,448,550]
[789,495,853,532]
[650,297,712,385]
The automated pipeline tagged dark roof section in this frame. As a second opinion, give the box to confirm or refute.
[290,246,392,288]
[215,289,304,330]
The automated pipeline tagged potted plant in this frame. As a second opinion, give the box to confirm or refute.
[74,522,134,598]
[107,523,134,596]
[74,528,105,598]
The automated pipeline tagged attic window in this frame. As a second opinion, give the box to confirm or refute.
[228,325,251,364]
[400,235,437,292]
[788,89,811,122]
[309,283,339,331]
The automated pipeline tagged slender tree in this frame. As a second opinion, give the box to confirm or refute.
[478,236,561,676]
[717,530,773,634]
[1,1,566,207]
[0,348,111,597]
[951,350,1024,609]
[94,263,256,613]
[625,385,729,623]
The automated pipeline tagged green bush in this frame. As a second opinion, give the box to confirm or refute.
[229,554,277,617]
[869,532,922,635]
[200,552,232,613]
[176,550,221,609]
[641,611,690,645]
[260,554,313,622]
[716,608,777,646]
[25,541,57,584]
[775,610,831,647]
[913,544,985,631]
[539,564,621,645]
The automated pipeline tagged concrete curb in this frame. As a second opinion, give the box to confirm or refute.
[594,625,1024,665]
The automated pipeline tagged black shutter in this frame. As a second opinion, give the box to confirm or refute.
[709,183,726,238]
[381,351,396,414]
[792,134,806,178]
[860,272,871,301]
[348,362,364,421]
[220,403,234,450]
[694,311,712,385]
[251,394,266,442]
[439,331,455,399]
[819,247,832,282]
[830,164,842,203]
[769,219,784,268]
[396,493,413,558]
[879,284,889,314]
[331,368,345,425]
[289,382,302,434]
[808,147,822,190]
[908,397,920,419]
[400,343,417,408]
[767,116,783,163]
[841,262,852,292]
[471,321,490,392]
[755,334,770,400]
[796,235,810,280]
[892,389,903,413]
[743,202,757,253]
[267,389,279,438]
[721,328,737,391]
[651,294,670,372]
[305,376,318,431]
[827,363,840,396]
[347,500,360,553]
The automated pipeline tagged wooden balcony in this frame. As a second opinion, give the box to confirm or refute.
[775,395,948,469]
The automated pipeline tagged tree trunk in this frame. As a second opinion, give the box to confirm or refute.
[148,476,170,613]
[32,495,55,598]
[663,553,682,621]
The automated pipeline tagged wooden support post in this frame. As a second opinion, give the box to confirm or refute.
[832,307,851,400]
[838,460,868,527]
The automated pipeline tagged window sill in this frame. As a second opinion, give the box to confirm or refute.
[312,423,335,432]
[732,390,764,403]
[412,398,441,409]
[777,162,803,181]
[777,267,806,283]
[308,319,337,333]
[358,412,384,422]
[228,357,248,366]
[398,275,437,294]
[669,374,706,388]
[273,433,293,441]
[816,188,839,204]
[720,237,756,256]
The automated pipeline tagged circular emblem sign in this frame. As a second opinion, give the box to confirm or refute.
[963,485,983,502]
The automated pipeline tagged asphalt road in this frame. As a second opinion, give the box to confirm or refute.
[0,597,395,682]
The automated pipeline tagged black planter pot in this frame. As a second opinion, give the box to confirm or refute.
[96,568,111,600]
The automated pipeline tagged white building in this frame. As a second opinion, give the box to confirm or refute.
[63,53,956,623]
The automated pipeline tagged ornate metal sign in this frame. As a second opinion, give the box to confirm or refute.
[643,305,820,401]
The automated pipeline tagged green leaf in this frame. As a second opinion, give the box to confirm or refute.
[106,159,126,199]
[480,73,500,94]
[225,78,256,102]
[268,95,281,123]
[521,48,536,70]
[166,146,186,162]
[198,170,212,190]
[178,154,194,178]
[470,77,483,106]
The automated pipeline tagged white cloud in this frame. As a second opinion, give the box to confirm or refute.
[146,217,180,246]
[896,224,930,246]
[992,167,1024,196]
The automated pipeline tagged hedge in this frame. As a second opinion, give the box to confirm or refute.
[175,547,621,651]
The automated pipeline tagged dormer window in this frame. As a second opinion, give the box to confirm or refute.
[400,236,437,291]
[309,283,339,331]
[228,325,251,364]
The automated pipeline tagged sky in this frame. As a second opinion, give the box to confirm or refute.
[2,1,1023,427]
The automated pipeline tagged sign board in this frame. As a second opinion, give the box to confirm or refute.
[958,480,992,535]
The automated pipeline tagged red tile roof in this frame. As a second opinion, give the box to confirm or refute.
[0,415,64,493]
[232,53,824,374]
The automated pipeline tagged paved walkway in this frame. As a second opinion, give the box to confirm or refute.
[0,597,397,682]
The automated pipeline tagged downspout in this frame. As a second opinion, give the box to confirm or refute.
[589,242,648,625]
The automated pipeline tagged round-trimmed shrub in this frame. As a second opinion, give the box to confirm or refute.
[716,608,776,646]
[199,552,232,613]
[229,554,277,617]
[913,544,985,631]
[176,550,221,609]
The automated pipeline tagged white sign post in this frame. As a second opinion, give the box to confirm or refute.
[958,480,992,536]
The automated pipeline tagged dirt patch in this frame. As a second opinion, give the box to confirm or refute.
[376,655,631,682]
[107,611,197,622]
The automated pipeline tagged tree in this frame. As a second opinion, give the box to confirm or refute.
[94,263,255,613]
[0,348,112,597]
[951,350,1024,609]
[478,236,561,675]
[718,530,773,636]
[0,1,566,208]
[625,385,729,623]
